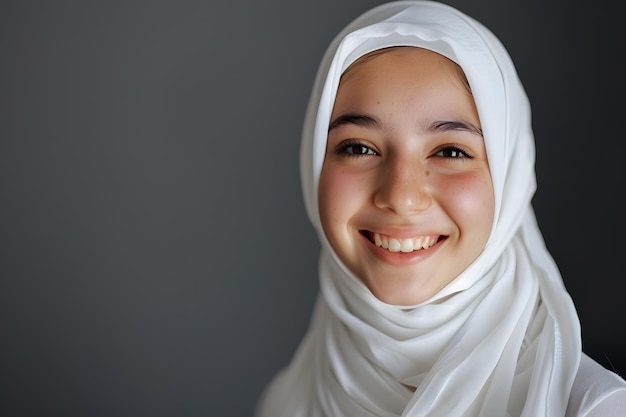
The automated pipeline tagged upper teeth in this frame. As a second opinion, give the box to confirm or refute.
[373,233,437,253]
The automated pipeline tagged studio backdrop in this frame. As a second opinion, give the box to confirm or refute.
[1,1,623,416]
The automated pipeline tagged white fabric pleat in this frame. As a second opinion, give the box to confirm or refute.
[256,1,582,416]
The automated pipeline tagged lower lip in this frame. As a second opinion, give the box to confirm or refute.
[363,234,443,265]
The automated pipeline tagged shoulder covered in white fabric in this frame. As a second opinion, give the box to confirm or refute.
[566,353,626,417]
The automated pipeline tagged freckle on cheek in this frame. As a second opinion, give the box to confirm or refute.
[425,170,430,176]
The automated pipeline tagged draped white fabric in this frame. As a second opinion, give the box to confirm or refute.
[256,1,582,416]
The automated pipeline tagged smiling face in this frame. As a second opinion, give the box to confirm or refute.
[318,47,494,305]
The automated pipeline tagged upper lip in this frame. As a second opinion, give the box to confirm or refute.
[360,229,447,242]
[360,227,444,239]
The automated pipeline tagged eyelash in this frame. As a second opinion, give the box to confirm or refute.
[335,140,378,157]
[335,141,474,160]
[433,145,474,159]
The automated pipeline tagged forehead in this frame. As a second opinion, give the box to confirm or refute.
[339,46,470,93]
[333,46,475,118]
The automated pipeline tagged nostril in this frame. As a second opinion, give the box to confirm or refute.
[373,167,432,215]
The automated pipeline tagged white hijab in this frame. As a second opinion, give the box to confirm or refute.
[256,1,582,416]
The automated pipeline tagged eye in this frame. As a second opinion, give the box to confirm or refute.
[434,145,473,159]
[336,141,378,156]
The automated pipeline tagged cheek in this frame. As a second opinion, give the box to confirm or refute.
[318,166,370,226]
[318,167,348,227]
[437,173,494,230]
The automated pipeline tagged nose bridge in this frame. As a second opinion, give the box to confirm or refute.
[374,152,431,214]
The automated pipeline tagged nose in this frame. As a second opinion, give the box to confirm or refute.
[374,156,432,215]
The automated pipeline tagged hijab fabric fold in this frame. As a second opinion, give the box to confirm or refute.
[256,1,582,415]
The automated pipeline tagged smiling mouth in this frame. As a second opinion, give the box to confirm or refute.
[361,231,446,253]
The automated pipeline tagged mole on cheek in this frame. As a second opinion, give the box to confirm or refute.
[425,170,430,176]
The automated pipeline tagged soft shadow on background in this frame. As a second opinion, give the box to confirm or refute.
[1,1,623,415]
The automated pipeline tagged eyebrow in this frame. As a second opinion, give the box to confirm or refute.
[328,113,379,132]
[328,112,483,137]
[430,120,483,137]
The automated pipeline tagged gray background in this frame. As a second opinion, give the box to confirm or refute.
[1,1,623,416]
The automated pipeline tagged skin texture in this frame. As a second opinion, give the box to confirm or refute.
[318,47,495,305]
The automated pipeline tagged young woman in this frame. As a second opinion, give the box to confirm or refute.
[255,1,626,415]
